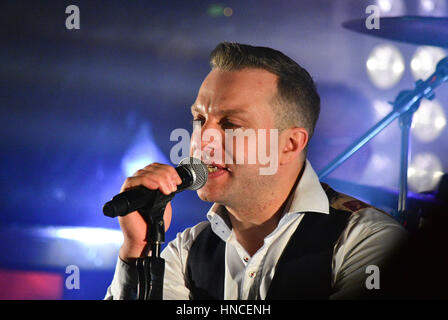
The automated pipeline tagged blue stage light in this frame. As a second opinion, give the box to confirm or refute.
[121,123,169,177]
[47,227,123,245]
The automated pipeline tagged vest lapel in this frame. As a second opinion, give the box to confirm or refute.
[186,226,225,299]
[265,210,351,299]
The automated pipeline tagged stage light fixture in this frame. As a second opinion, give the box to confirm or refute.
[411,99,446,142]
[410,46,446,80]
[378,0,392,12]
[223,7,233,17]
[408,152,444,192]
[208,4,225,17]
[376,0,405,16]
[419,0,446,16]
[366,44,405,89]
[421,0,436,11]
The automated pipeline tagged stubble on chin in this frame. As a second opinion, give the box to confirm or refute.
[196,188,215,203]
[197,186,230,205]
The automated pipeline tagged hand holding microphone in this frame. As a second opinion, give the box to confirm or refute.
[103,157,208,262]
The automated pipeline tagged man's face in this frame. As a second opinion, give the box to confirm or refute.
[190,68,280,206]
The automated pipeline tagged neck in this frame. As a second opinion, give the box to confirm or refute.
[226,201,286,256]
[225,163,305,256]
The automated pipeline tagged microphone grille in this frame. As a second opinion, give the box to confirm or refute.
[178,157,208,190]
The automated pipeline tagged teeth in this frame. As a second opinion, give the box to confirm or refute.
[207,166,218,173]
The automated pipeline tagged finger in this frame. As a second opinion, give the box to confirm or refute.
[132,169,149,177]
[140,174,173,195]
[172,173,183,185]
[149,168,179,191]
[127,164,180,194]
[121,176,159,192]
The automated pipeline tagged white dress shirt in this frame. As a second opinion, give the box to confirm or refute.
[105,160,408,300]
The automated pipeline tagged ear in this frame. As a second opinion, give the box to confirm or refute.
[279,127,309,165]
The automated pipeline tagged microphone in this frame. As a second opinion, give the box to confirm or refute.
[103,157,208,218]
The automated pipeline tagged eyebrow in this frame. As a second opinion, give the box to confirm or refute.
[190,104,249,116]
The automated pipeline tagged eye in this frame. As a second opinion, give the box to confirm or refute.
[220,119,240,129]
[192,116,205,127]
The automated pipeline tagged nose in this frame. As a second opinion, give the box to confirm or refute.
[191,120,224,162]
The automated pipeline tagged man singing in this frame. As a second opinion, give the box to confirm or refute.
[105,42,407,300]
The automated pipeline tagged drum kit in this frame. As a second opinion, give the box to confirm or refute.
[318,16,448,224]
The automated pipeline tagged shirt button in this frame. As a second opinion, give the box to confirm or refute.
[243,256,249,262]
[249,271,256,278]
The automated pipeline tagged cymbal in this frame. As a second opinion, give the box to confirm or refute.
[342,16,448,48]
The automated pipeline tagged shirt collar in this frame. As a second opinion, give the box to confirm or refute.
[206,159,329,240]
[285,159,329,215]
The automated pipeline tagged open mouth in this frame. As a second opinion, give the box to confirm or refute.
[206,164,229,173]
[207,165,219,173]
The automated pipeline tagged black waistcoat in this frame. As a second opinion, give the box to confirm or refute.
[186,184,373,300]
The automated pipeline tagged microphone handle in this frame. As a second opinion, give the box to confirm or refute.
[103,165,194,218]
[103,186,159,218]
